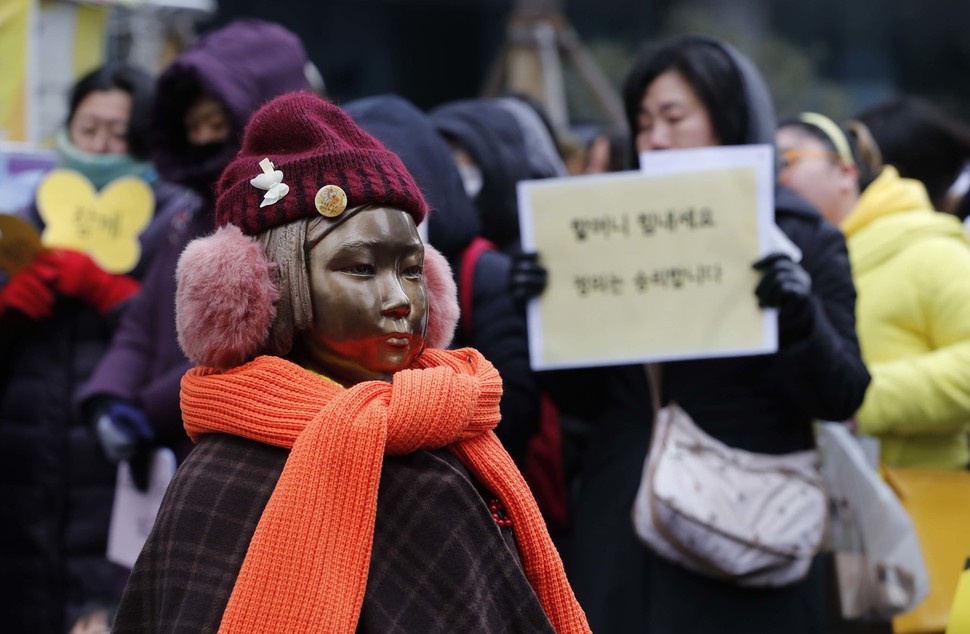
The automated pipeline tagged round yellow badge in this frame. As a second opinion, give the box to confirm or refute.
[314,184,348,217]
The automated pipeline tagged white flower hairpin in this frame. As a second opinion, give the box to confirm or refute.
[250,158,290,208]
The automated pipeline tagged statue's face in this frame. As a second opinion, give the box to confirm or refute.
[297,207,427,385]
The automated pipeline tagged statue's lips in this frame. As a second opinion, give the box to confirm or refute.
[382,334,412,347]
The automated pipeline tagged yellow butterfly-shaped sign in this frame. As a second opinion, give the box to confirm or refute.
[36,169,153,274]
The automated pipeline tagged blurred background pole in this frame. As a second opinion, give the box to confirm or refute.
[482,0,626,133]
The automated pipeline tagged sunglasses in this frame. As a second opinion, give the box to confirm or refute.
[779,148,841,171]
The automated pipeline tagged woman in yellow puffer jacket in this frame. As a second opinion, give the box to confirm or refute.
[777,113,970,469]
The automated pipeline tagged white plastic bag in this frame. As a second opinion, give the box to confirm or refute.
[816,423,929,619]
[107,448,177,568]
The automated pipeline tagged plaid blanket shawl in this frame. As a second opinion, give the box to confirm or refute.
[113,432,555,633]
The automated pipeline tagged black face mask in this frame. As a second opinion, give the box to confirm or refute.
[184,141,230,164]
[174,141,237,200]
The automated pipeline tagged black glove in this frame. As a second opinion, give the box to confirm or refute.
[509,251,548,310]
[753,253,814,342]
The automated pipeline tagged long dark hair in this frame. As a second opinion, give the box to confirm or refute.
[622,36,748,156]
[67,64,156,160]
[854,97,970,210]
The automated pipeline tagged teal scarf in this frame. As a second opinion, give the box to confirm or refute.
[56,130,157,190]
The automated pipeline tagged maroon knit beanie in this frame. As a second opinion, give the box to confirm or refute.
[215,91,428,235]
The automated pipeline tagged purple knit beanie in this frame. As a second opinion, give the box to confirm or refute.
[215,91,428,235]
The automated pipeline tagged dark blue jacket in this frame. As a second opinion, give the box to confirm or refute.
[345,95,541,464]
[429,100,533,253]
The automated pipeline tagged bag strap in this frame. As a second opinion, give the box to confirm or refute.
[459,237,498,341]
[644,363,662,416]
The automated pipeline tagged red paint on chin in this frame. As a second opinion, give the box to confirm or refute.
[377,335,417,361]
[312,333,427,385]
[368,333,424,372]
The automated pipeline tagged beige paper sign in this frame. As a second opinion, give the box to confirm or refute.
[518,146,776,370]
[36,169,153,274]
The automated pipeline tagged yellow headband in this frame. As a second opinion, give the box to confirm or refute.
[798,112,854,166]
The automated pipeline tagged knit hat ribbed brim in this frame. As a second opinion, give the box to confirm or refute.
[215,92,428,235]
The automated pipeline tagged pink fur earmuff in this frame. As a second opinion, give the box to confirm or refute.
[176,224,459,369]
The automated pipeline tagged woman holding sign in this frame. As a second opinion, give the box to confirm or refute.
[0,64,200,633]
[562,36,870,634]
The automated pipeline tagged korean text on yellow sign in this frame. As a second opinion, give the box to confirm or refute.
[517,145,776,370]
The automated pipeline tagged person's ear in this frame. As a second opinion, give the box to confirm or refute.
[839,163,860,196]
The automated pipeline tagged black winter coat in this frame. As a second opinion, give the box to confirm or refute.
[564,188,870,634]
[451,246,540,464]
[0,302,121,634]
[0,181,197,634]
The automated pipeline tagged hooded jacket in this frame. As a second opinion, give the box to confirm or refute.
[151,19,311,199]
[566,36,870,634]
[659,38,869,449]
[344,95,541,464]
[78,20,312,458]
[430,98,563,253]
[844,167,970,468]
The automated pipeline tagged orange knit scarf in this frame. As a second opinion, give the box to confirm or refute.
[180,348,589,633]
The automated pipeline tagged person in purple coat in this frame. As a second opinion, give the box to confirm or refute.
[77,20,314,463]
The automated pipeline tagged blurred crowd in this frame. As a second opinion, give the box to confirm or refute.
[2,17,970,634]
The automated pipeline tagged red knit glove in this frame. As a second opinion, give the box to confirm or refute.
[0,251,61,319]
[51,249,141,315]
